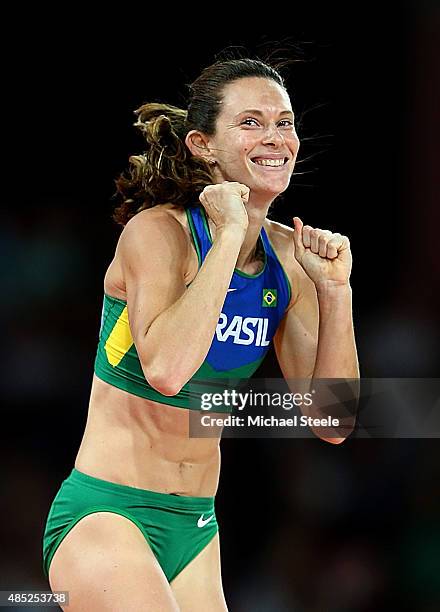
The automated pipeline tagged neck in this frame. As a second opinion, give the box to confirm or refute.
[207,190,276,270]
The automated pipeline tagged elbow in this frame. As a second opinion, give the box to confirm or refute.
[321,431,354,444]
[322,436,346,445]
[145,372,183,397]
[142,360,184,397]
[140,345,194,397]
[328,425,356,444]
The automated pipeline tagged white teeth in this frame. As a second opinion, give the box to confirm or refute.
[253,158,286,166]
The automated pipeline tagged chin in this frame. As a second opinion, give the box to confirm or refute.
[253,180,290,197]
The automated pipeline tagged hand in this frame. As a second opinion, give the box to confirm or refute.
[199,182,249,232]
[292,217,352,287]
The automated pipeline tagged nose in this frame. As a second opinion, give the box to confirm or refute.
[261,123,284,147]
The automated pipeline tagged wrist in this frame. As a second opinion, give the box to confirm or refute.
[215,223,247,241]
[315,281,352,299]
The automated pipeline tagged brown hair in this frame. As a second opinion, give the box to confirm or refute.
[112,59,286,226]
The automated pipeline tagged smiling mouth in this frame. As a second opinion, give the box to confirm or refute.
[250,157,289,167]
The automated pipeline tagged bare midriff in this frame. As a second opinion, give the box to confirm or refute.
[75,374,222,497]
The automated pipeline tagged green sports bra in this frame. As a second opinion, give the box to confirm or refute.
[93,205,292,412]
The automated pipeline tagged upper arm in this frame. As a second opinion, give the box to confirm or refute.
[273,246,319,380]
[117,209,189,359]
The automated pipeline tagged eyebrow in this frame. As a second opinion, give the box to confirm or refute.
[234,109,294,118]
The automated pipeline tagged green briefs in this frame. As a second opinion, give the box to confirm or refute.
[42,468,218,583]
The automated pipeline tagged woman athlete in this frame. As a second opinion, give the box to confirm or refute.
[42,58,359,611]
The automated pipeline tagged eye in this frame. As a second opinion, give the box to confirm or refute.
[241,118,260,127]
[278,119,294,128]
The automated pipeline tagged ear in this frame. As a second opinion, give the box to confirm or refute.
[185,130,215,163]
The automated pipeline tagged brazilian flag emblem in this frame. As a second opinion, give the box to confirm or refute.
[262,288,277,307]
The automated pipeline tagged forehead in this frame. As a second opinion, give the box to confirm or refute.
[219,77,292,116]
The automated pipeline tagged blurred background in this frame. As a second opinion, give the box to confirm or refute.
[1,2,439,610]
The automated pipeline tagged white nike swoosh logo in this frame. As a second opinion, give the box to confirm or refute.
[227,288,237,292]
[197,514,214,528]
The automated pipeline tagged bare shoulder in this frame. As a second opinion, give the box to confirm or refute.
[264,217,313,306]
[119,205,188,246]
[104,205,192,299]
[116,205,192,268]
[264,217,294,251]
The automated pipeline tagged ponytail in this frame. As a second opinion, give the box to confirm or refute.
[112,103,214,226]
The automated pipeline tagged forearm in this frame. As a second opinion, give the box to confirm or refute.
[313,282,359,379]
[143,226,245,393]
[303,283,359,443]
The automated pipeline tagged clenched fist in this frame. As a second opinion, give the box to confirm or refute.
[292,217,352,287]
[199,182,249,232]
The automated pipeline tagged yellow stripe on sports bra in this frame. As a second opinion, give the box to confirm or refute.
[104,305,134,366]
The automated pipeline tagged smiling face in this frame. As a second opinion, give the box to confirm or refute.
[207,77,300,196]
